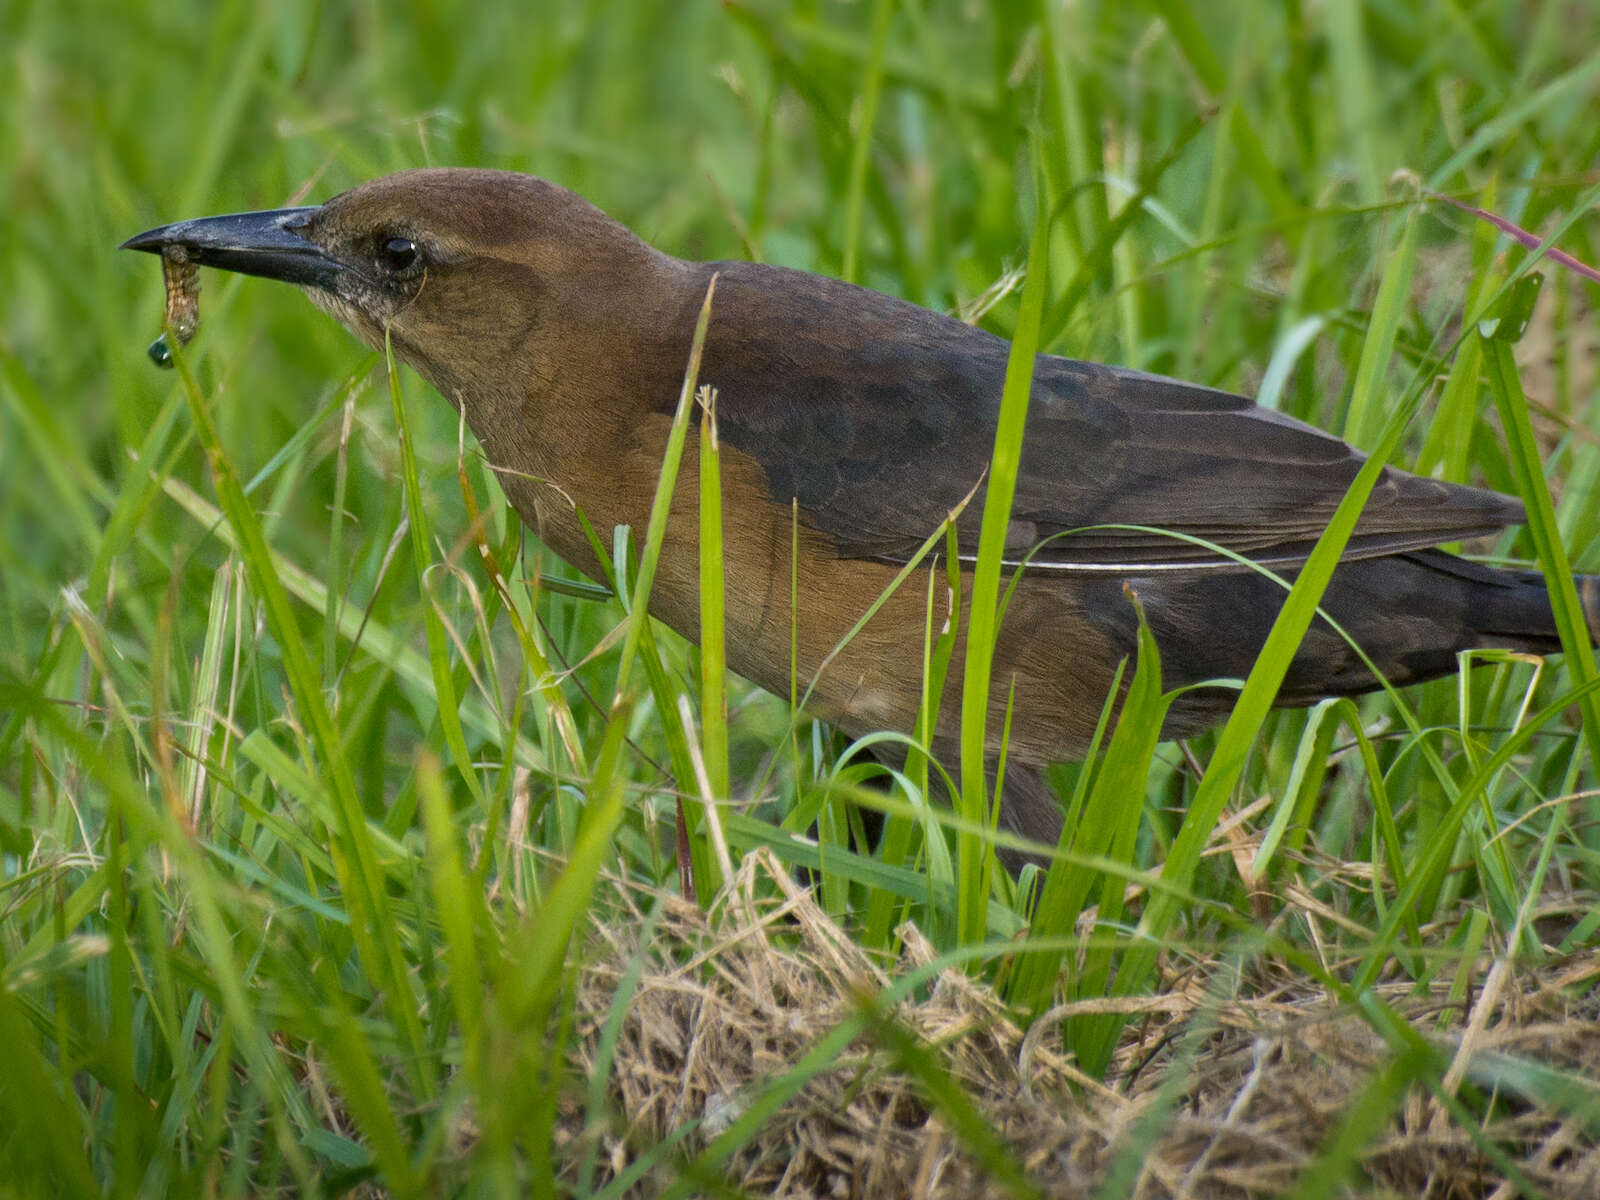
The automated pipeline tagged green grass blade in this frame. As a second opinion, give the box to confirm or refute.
[1110,213,1421,1011]
[417,749,488,1063]
[695,384,729,900]
[1147,0,1297,223]
[957,143,1050,947]
[385,330,491,814]
[1482,331,1600,767]
[170,335,435,1103]
[840,0,893,282]
[1341,209,1417,449]
[1008,601,1165,1018]
[0,984,104,1195]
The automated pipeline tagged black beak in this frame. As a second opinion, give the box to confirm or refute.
[121,207,341,289]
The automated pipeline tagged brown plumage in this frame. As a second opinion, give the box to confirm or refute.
[123,168,1600,846]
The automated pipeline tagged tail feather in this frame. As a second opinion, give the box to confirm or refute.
[1148,549,1598,738]
[931,558,1600,865]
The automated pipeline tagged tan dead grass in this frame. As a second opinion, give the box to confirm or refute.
[565,849,1600,1198]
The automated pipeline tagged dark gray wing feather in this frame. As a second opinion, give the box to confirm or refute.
[699,262,1522,571]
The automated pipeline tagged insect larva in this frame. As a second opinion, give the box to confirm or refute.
[147,245,200,369]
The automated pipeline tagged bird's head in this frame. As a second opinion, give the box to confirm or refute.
[122,168,666,401]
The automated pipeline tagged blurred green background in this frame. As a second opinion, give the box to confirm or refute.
[8,0,1600,670]
[5,0,1600,1193]
[10,0,1600,635]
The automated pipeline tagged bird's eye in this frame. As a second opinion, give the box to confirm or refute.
[377,236,421,274]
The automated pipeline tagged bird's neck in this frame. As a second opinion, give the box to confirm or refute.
[458,249,715,581]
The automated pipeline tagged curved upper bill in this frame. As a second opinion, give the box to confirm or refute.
[121,207,340,289]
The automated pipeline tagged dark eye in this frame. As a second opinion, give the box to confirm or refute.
[378,236,421,274]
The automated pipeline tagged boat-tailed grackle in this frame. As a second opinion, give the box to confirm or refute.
[123,169,1600,846]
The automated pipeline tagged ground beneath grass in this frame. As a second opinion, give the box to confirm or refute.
[558,852,1600,1199]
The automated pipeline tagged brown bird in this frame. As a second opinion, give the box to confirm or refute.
[123,168,1600,847]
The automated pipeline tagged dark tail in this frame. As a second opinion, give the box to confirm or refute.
[1146,549,1600,737]
[1282,549,1600,702]
[996,553,1600,854]
[1319,550,1598,668]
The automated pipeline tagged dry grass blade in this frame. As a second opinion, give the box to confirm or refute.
[560,855,1600,1198]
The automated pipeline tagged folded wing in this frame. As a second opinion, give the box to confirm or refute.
[702,262,1521,572]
